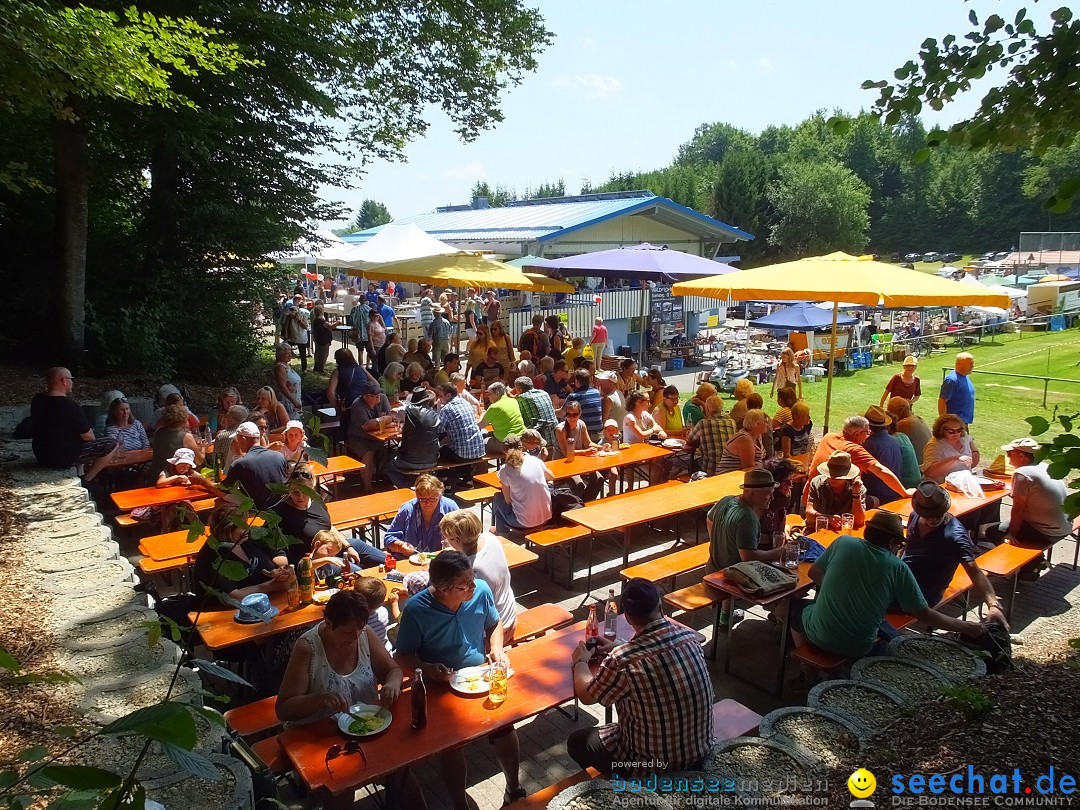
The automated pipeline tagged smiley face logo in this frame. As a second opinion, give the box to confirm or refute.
[848,768,876,798]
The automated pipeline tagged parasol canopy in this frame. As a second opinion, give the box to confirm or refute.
[526,242,738,279]
[351,252,533,289]
[331,223,460,269]
[750,302,859,331]
[523,272,575,293]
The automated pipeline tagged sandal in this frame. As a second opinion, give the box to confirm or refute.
[503,787,527,806]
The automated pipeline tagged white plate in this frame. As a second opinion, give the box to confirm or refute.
[313,588,338,604]
[336,703,392,737]
[597,450,619,457]
[408,552,438,566]
[449,664,514,696]
[662,438,686,449]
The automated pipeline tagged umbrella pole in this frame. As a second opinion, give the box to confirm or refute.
[823,301,839,433]
[638,284,647,367]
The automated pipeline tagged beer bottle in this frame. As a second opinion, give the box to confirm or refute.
[286,565,300,610]
[411,668,427,729]
[604,589,618,641]
[585,604,599,642]
[297,554,315,603]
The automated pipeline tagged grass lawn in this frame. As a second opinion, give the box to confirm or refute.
[777,327,1080,457]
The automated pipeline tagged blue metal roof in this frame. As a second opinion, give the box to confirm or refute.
[341,192,754,245]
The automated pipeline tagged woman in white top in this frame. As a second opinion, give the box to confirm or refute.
[770,347,803,401]
[921,413,980,483]
[622,391,666,444]
[440,510,518,641]
[273,343,303,415]
[276,591,422,807]
[493,440,553,533]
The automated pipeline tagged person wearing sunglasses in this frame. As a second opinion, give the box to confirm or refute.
[921,414,981,483]
[395,551,522,808]
[381,474,459,558]
[277,590,425,808]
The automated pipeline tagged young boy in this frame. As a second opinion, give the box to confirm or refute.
[353,576,392,651]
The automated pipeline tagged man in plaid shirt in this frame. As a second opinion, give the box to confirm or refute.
[568,578,713,776]
[686,396,737,476]
[436,383,487,463]
[512,376,557,447]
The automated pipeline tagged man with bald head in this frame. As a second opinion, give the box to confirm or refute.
[938,352,976,425]
[31,367,118,481]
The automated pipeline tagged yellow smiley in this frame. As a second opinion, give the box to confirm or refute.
[848,768,877,798]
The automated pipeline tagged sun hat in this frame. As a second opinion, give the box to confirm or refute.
[522,428,547,447]
[595,370,617,382]
[818,450,859,480]
[236,421,261,438]
[432,304,445,315]
[361,380,383,395]
[903,355,918,367]
[284,420,305,433]
[409,387,436,406]
[1001,437,1039,454]
[863,405,894,428]
[864,511,906,544]
[603,419,620,429]
[740,469,776,489]
[621,577,661,618]
[234,592,279,624]
[502,434,523,450]
[911,480,952,520]
[167,447,196,468]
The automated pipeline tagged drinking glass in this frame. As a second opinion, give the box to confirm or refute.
[771,532,786,551]
[815,515,829,534]
[488,661,508,706]
[115,438,126,464]
[841,513,855,533]
[783,541,800,570]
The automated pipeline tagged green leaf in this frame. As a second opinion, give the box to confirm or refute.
[100,701,190,737]
[307,445,328,467]
[1048,459,1072,480]
[40,766,122,791]
[27,767,58,789]
[48,789,100,810]
[191,658,252,688]
[190,705,228,728]
[161,742,221,781]
[0,770,17,789]
[983,14,1004,34]
[1068,638,1080,650]
[1026,415,1051,436]
[0,644,20,672]
[54,725,78,738]
[1054,428,1078,445]
[215,559,249,582]
[1051,6,1072,23]
[19,745,49,762]
[144,620,162,649]
[913,147,931,163]
[969,8,978,25]
[97,783,146,810]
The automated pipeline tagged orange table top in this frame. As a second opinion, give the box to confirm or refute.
[139,517,265,562]
[565,471,744,535]
[308,456,365,478]
[326,489,416,531]
[473,442,672,488]
[881,487,1007,521]
[111,483,214,511]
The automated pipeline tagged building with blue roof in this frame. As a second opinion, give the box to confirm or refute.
[341,190,752,260]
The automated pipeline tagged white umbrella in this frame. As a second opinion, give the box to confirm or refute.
[330,223,460,269]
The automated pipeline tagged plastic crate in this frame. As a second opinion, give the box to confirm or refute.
[670,357,684,370]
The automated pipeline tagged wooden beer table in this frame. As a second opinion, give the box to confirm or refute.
[881,486,1008,522]
[564,471,745,565]
[326,489,416,534]
[112,482,214,511]
[472,442,671,490]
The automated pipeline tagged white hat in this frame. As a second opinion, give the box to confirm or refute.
[236,421,261,438]
[595,370,617,382]
[1001,437,1039,453]
[284,420,305,433]
[603,418,620,429]
[167,447,196,468]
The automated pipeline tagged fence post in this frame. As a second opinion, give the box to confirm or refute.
[1043,379,1049,409]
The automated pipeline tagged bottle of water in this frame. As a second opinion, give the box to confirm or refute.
[604,588,618,640]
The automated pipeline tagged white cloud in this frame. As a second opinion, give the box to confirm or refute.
[756,56,773,71]
[441,162,486,181]
[721,58,739,70]
[550,73,624,100]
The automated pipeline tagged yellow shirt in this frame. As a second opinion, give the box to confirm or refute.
[654,403,684,432]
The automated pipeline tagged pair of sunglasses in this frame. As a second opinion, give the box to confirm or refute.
[325,740,365,775]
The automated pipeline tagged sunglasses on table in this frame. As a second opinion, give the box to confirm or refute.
[325,740,366,775]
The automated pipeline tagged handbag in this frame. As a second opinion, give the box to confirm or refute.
[722,560,797,597]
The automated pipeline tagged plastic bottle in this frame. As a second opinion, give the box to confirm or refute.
[411,668,427,729]
[585,604,599,643]
[385,552,397,572]
[286,565,300,610]
[297,554,315,603]
[604,589,618,640]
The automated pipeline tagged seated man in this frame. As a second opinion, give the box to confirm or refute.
[432,352,461,388]
[543,359,573,403]
[478,382,526,456]
[985,437,1071,579]
[382,474,460,558]
[792,511,986,659]
[395,551,522,808]
[402,337,435,375]
[860,405,904,506]
[31,367,118,481]
[902,482,1007,625]
[345,381,392,492]
[568,578,714,776]
[805,415,912,503]
[221,422,288,511]
[470,346,504,388]
[805,451,867,531]
[389,387,441,487]
[512,376,557,448]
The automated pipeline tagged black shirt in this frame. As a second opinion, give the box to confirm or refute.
[274,497,332,564]
[396,405,441,471]
[544,373,571,398]
[223,446,288,511]
[471,361,504,385]
[191,539,279,606]
[31,394,90,468]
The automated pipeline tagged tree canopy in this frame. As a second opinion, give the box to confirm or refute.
[353,200,392,232]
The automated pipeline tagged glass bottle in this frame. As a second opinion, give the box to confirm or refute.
[585,604,599,642]
[411,669,427,729]
[604,589,618,640]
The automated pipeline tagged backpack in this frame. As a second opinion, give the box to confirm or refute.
[962,618,1013,673]
[549,485,584,520]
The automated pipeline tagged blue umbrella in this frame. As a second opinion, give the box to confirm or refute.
[750,302,859,331]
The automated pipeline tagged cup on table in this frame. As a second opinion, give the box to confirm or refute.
[815,515,829,534]
[841,513,855,533]
[771,532,786,551]
[783,542,800,570]
[488,661,508,706]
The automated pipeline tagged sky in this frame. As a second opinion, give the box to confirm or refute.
[322,0,1017,227]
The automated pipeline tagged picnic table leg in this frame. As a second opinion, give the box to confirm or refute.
[1007,571,1019,623]
[721,595,736,674]
[622,527,631,567]
[585,535,594,593]
[773,599,793,697]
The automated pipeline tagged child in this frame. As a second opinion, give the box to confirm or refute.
[601,419,621,450]
[354,576,392,651]
[310,529,361,573]
[521,428,547,460]
[156,448,214,490]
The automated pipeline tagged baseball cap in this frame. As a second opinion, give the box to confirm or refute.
[236,422,261,438]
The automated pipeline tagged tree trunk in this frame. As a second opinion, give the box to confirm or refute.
[52,114,89,370]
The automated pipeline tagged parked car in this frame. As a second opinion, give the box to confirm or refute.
[904,252,923,263]
[922,251,941,263]
[940,252,961,263]
[992,251,1011,261]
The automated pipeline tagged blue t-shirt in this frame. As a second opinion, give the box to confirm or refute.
[939,370,975,425]
[382,496,459,553]
[902,515,976,606]
[396,579,499,669]
[379,304,396,331]
[862,429,903,505]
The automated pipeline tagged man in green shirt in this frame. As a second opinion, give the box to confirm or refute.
[479,381,526,455]
[793,511,985,658]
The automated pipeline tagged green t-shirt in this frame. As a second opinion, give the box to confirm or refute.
[683,400,705,426]
[483,397,526,441]
[802,535,928,658]
[706,495,760,574]
[892,431,921,488]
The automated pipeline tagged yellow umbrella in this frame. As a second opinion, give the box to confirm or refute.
[346,253,533,290]
[1037,274,1071,283]
[524,272,575,293]
[673,252,1012,430]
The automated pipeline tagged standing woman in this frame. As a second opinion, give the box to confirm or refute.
[590,317,608,360]
[770,348,803,402]
[273,343,303,416]
[880,355,922,407]
[368,309,387,374]
[489,320,516,378]
[215,388,243,431]
[544,315,565,360]
[466,323,493,375]
[310,304,334,374]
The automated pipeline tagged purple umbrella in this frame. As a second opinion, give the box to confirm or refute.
[524,244,740,361]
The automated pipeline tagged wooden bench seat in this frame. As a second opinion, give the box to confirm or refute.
[115,497,217,528]
[137,556,189,576]
[791,640,848,673]
[712,697,762,741]
[250,736,288,775]
[663,581,722,613]
[225,696,280,739]
[621,543,709,587]
[526,525,590,549]
[511,603,574,645]
[454,486,498,520]
[937,567,973,613]
[976,542,1046,621]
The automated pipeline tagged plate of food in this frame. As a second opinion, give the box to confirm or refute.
[944,475,1004,493]
[312,588,338,604]
[336,703,392,737]
[408,552,439,566]
[449,664,514,696]
[662,438,687,450]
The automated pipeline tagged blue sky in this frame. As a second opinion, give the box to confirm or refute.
[324,0,1015,225]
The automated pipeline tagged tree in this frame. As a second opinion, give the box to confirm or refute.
[469,180,517,207]
[353,199,392,231]
[863,4,1080,211]
[767,160,871,257]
